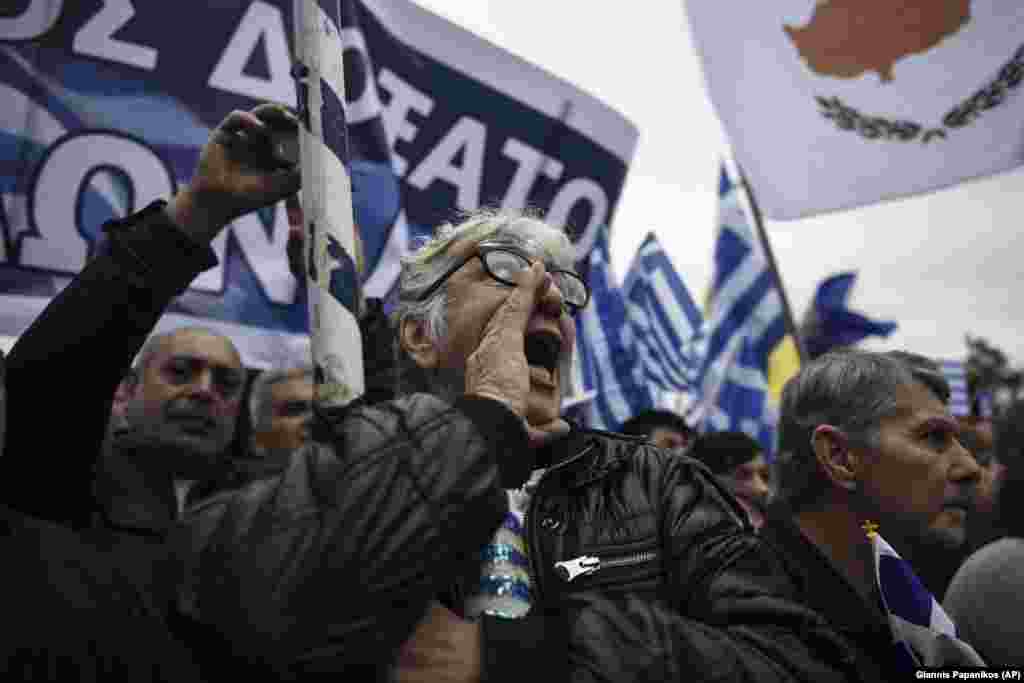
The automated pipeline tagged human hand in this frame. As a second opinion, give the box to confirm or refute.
[168,104,301,242]
[394,601,481,683]
[464,261,545,419]
[527,417,571,449]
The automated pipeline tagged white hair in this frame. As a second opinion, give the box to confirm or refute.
[391,207,575,345]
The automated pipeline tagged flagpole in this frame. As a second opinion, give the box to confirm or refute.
[293,0,365,410]
[734,163,807,363]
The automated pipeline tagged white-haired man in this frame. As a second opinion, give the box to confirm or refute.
[384,209,856,682]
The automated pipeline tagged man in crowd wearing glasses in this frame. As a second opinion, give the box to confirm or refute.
[191,208,859,680]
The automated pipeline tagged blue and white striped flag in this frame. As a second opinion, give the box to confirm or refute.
[575,226,657,431]
[872,533,985,667]
[693,165,788,455]
[623,233,703,393]
[939,359,970,417]
[293,0,364,408]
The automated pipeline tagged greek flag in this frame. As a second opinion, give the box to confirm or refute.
[939,360,970,417]
[872,533,985,667]
[693,166,787,454]
[574,226,658,431]
[622,233,703,393]
[293,0,365,407]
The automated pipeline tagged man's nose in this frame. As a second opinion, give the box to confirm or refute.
[751,475,771,500]
[537,271,567,317]
[188,369,220,402]
[951,439,982,484]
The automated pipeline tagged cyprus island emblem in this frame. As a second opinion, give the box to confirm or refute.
[784,1,1023,144]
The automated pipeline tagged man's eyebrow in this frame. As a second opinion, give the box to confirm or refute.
[167,355,242,373]
[915,415,960,434]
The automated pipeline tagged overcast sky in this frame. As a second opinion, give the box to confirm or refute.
[414,0,1024,364]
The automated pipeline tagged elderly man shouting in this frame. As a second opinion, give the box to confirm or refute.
[189,207,856,680]
[384,209,856,682]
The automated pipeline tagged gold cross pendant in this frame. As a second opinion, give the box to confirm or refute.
[862,520,880,538]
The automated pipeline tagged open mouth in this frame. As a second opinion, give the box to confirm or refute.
[524,331,562,385]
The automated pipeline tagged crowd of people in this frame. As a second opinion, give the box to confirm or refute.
[1,104,1021,681]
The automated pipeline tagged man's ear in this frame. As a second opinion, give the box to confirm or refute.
[811,425,862,492]
[118,369,139,400]
[399,318,440,370]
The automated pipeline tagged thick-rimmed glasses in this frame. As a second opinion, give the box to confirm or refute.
[414,244,590,315]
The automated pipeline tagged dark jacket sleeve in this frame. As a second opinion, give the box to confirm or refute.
[185,392,528,677]
[481,610,568,682]
[0,200,217,527]
[636,455,859,681]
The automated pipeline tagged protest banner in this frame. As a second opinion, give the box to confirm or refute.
[0,0,637,366]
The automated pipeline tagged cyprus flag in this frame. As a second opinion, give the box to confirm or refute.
[685,2,1024,219]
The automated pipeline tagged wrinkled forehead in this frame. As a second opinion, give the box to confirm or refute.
[454,217,576,270]
[886,379,956,428]
[160,330,242,369]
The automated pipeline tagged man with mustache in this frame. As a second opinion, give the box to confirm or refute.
[112,327,247,513]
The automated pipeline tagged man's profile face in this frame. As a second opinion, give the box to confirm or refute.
[253,373,313,455]
[125,330,244,475]
[648,427,690,452]
[429,235,577,427]
[857,381,981,548]
[956,418,1002,517]
[720,454,771,529]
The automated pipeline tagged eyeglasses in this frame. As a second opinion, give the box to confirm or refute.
[414,244,590,315]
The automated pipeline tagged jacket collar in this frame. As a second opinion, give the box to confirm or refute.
[534,421,641,489]
[94,428,229,534]
[761,502,889,638]
[533,420,591,470]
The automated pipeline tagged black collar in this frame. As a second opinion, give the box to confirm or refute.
[760,502,890,638]
[532,420,592,470]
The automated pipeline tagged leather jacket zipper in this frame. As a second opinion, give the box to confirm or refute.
[555,550,660,582]
[527,442,597,602]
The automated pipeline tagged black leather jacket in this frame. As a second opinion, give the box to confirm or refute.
[181,393,527,679]
[472,424,861,682]
[184,411,861,681]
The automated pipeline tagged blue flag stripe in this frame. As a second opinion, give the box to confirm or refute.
[695,163,786,456]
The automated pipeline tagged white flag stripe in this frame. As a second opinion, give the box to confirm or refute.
[651,271,701,339]
[636,299,693,387]
[308,1,346,97]
[295,0,364,407]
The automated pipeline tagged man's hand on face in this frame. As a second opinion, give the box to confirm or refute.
[167,104,301,243]
[464,261,545,420]
[394,601,481,683]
